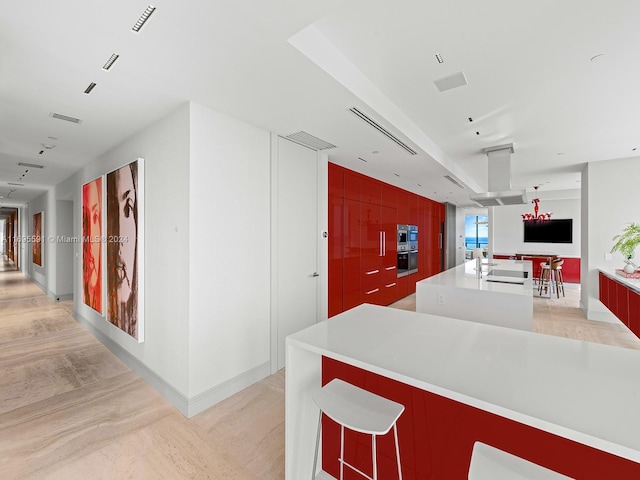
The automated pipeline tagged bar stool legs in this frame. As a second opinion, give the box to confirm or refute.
[312,378,405,480]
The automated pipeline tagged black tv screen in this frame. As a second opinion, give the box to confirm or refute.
[524,219,573,243]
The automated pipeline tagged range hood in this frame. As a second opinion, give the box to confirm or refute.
[469,144,527,207]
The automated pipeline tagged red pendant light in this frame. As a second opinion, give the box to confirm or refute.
[522,186,552,222]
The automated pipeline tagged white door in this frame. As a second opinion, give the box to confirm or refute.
[275,137,319,371]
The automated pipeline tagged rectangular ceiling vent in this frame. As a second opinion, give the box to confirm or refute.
[49,112,83,124]
[17,162,44,169]
[349,107,417,155]
[444,175,465,189]
[284,131,336,150]
[7,182,24,186]
[434,71,468,93]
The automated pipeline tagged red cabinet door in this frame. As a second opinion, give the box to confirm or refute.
[328,194,343,317]
[343,199,361,311]
[397,191,409,224]
[599,272,609,310]
[344,171,361,201]
[616,280,630,326]
[361,176,381,205]
[328,163,343,198]
[360,202,381,270]
[381,184,398,208]
[629,289,640,337]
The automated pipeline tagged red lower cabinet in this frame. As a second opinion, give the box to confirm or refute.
[599,272,640,338]
[629,289,640,337]
[322,357,640,479]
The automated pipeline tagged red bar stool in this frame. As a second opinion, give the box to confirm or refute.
[312,378,405,480]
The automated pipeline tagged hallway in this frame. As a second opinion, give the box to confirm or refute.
[0,256,284,479]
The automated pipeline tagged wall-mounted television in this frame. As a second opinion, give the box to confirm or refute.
[524,219,573,243]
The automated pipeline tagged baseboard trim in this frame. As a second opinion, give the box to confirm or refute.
[187,361,271,418]
[73,311,270,418]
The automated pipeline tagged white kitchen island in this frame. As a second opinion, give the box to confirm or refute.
[286,304,640,479]
[416,258,534,331]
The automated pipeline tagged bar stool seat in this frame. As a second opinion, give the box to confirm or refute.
[312,378,405,480]
[468,442,573,479]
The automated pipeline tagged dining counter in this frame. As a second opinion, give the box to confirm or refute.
[416,258,534,330]
[285,304,640,479]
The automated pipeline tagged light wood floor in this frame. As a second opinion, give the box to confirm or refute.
[1,257,639,479]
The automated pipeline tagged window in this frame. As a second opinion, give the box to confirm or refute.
[465,215,488,252]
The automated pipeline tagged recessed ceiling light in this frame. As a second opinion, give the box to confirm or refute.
[102,53,120,71]
[475,131,480,135]
[358,157,368,162]
[18,162,44,168]
[435,53,444,64]
[633,148,637,151]
[50,112,82,124]
[468,117,473,123]
[394,173,400,177]
[132,5,156,32]
[84,82,97,95]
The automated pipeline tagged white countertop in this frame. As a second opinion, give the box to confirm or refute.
[418,259,534,296]
[287,303,640,463]
[600,268,640,294]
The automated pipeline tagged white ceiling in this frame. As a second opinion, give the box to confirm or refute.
[1,0,639,214]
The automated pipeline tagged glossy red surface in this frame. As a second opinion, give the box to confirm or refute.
[322,356,640,479]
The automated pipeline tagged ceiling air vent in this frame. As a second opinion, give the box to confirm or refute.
[18,162,44,169]
[284,131,336,151]
[434,71,468,93]
[348,107,417,155]
[49,112,83,124]
[444,175,465,189]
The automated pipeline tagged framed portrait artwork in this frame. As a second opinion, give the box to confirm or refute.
[106,158,145,342]
[33,211,43,266]
[82,176,104,314]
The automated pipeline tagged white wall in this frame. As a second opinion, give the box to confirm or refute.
[491,197,581,258]
[187,103,271,405]
[28,192,49,292]
[74,103,191,398]
[55,200,74,299]
[583,156,640,320]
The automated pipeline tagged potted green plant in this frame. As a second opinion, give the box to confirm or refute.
[611,222,640,273]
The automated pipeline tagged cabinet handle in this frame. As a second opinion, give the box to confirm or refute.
[439,233,443,249]
[365,269,380,275]
[383,231,386,256]
[365,288,380,295]
[385,266,396,270]
[379,231,383,256]
[385,282,397,288]
[311,272,319,277]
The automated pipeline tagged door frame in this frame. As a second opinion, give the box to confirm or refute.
[270,134,328,374]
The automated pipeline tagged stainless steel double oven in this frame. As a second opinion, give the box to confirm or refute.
[397,224,418,277]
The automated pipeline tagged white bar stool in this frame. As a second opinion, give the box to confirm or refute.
[312,378,405,480]
[468,442,574,479]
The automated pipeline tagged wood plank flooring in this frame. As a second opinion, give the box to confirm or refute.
[1,257,638,479]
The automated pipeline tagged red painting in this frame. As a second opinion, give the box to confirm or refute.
[82,177,103,313]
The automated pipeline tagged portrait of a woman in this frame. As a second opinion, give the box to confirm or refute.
[106,161,139,339]
[82,177,102,312]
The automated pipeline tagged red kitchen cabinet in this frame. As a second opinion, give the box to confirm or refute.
[328,164,343,198]
[343,199,361,311]
[616,281,630,327]
[344,171,361,201]
[629,290,640,337]
[397,191,409,224]
[599,272,609,308]
[328,195,343,317]
[361,176,381,205]
[381,184,398,208]
[327,162,445,314]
